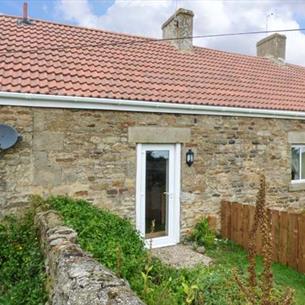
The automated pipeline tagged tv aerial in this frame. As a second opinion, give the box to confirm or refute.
[0,124,22,152]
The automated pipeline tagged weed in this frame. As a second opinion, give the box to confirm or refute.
[186,218,216,249]
[182,280,199,305]
[233,174,294,305]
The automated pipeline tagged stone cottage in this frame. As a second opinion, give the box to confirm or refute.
[1,8,305,248]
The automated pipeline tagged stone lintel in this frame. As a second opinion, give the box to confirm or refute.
[288,131,305,144]
[128,127,191,143]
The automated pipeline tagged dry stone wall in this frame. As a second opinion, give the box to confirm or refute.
[1,105,305,234]
[35,210,144,305]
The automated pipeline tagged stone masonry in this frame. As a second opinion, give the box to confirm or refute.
[1,105,305,235]
[35,210,144,305]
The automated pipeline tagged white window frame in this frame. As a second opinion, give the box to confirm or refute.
[291,145,305,183]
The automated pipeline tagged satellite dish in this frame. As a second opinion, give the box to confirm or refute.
[0,124,22,150]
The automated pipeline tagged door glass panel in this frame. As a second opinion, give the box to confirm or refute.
[145,150,169,238]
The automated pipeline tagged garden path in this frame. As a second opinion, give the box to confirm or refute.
[152,244,212,268]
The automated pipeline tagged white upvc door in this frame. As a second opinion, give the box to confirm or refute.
[136,144,181,248]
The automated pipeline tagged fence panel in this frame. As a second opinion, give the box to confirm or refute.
[242,204,250,249]
[298,214,305,273]
[287,213,299,270]
[271,210,280,262]
[279,211,288,266]
[220,200,305,274]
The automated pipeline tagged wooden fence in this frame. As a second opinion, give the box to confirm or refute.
[220,201,305,273]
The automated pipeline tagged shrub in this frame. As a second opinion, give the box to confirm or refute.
[187,218,216,249]
[0,211,47,305]
[45,196,146,280]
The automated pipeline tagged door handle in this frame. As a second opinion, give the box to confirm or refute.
[163,192,173,199]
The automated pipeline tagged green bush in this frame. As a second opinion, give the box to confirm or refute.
[186,218,216,249]
[46,196,146,280]
[0,211,47,305]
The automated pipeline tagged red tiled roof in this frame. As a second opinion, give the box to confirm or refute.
[1,15,305,111]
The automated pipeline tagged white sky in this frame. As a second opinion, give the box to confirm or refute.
[56,0,305,66]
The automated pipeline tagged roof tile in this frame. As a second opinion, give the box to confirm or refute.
[1,15,305,111]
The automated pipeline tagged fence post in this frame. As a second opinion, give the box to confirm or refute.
[220,200,227,238]
[242,204,250,249]
[278,211,288,266]
[298,214,305,273]
[287,212,299,269]
[271,210,280,263]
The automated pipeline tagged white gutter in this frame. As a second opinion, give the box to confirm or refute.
[1,91,305,120]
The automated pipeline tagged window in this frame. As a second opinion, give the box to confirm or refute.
[291,145,305,182]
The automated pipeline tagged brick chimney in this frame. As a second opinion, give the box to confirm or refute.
[162,8,194,52]
[256,33,286,61]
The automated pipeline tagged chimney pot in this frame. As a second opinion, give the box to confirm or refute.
[256,33,286,61]
[23,2,28,21]
[162,8,194,51]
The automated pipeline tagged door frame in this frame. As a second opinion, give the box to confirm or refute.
[136,143,181,248]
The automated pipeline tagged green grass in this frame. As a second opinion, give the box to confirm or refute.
[207,240,305,305]
[44,196,305,305]
[0,211,47,305]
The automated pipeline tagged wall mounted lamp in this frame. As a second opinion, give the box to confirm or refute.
[186,149,194,167]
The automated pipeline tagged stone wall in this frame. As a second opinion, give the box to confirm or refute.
[1,105,305,235]
[35,210,144,305]
[0,107,33,215]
